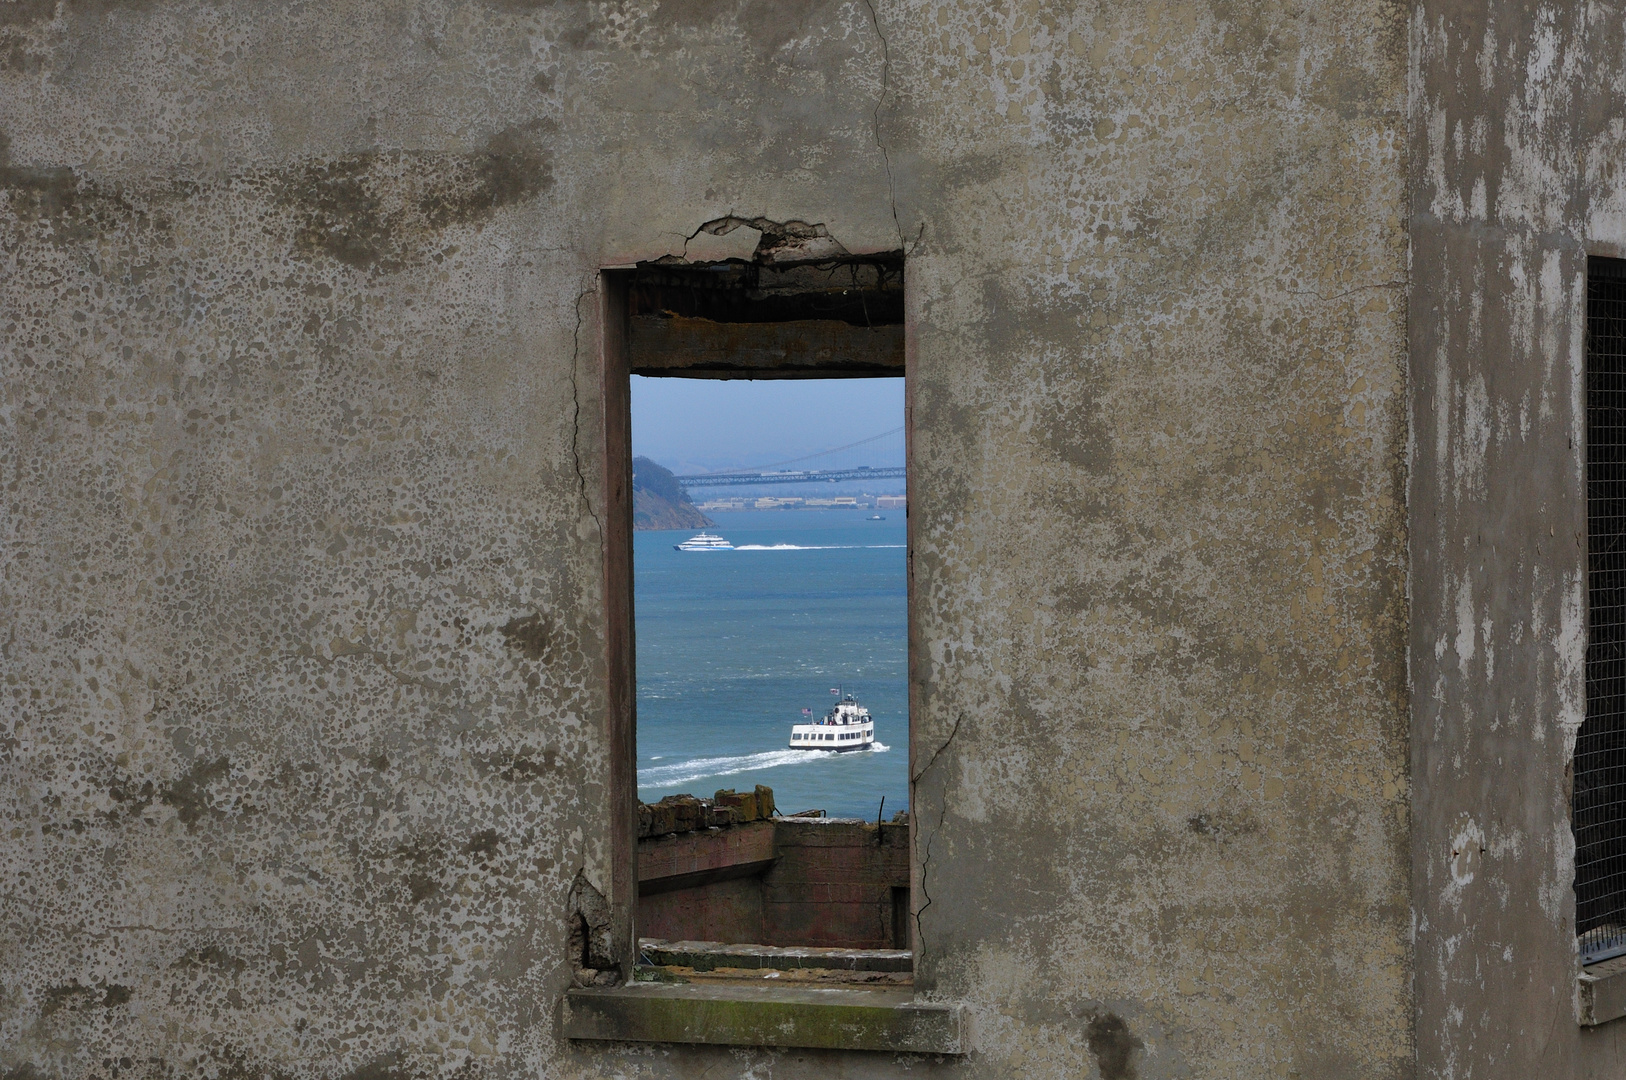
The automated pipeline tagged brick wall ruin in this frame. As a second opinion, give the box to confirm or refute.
[636,789,909,950]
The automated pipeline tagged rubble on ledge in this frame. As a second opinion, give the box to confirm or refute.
[638,784,777,838]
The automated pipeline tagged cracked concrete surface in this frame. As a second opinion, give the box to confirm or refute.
[858,0,905,250]
[567,277,604,543]
[1,0,1621,1077]
[908,711,960,954]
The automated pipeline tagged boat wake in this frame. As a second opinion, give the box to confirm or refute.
[639,743,889,790]
[732,544,906,551]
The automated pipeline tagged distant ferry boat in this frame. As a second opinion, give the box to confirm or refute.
[789,692,875,751]
[674,533,733,552]
[867,514,885,520]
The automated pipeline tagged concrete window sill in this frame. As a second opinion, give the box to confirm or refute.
[638,938,911,980]
[1580,954,1626,1026]
[562,982,969,1054]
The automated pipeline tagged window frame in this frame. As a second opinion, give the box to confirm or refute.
[595,261,916,979]
[1579,254,1626,969]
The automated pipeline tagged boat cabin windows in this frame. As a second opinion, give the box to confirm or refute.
[597,254,913,990]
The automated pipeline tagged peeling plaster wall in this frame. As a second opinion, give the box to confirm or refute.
[901,2,1412,1077]
[0,0,1414,1078]
[1409,3,1626,1077]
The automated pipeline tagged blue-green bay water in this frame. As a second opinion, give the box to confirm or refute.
[635,509,908,820]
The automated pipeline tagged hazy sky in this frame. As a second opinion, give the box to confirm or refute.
[631,376,905,473]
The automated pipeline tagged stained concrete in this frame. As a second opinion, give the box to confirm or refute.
[561,982,969,1053]
[0,0,1617,1077]
[1409,2,1626,1077]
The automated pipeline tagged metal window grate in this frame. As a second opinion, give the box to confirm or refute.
[1579,256,1626,965]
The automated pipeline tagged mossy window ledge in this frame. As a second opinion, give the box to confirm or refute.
[562,983,970,1054]
[1580,954,1626,1026]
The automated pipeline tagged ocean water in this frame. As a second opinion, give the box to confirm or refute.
[635,509,908,820]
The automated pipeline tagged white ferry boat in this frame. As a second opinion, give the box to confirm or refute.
[673,532,733,552]
[789,692,875,751]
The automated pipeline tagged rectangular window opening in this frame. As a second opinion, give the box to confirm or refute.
[600,255,915,993]
[1579,254,1626,966]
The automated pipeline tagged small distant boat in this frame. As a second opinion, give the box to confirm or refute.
[867,514,885,520]
[674,532,733,552]
[789,692,875,751]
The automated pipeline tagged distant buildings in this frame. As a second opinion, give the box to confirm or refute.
[693,493,904,512]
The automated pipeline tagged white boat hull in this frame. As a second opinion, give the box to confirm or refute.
[788,720,874,751]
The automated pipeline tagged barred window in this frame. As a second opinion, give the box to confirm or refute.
[1578,255,1626,965]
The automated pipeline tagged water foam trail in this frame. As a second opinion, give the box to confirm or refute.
[731,544,906,551]
[638,742,889,789]
[638,749,829,788]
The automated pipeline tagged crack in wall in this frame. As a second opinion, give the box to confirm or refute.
[910,713,962,948]
[859,0,907,252]
[911,712,962,788]
[568,278,605,542]
[679,220,703,261]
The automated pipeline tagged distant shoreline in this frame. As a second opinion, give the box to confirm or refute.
[699,505,905,512]
[695,498,906,513]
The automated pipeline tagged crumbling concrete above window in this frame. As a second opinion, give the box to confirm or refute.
[687,216,853,265]
[624,256,905,380]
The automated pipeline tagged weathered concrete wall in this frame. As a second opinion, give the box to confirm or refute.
[0,0,1415,1078]
[1409,3,1626,1076]
[900,2,1413,1077]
